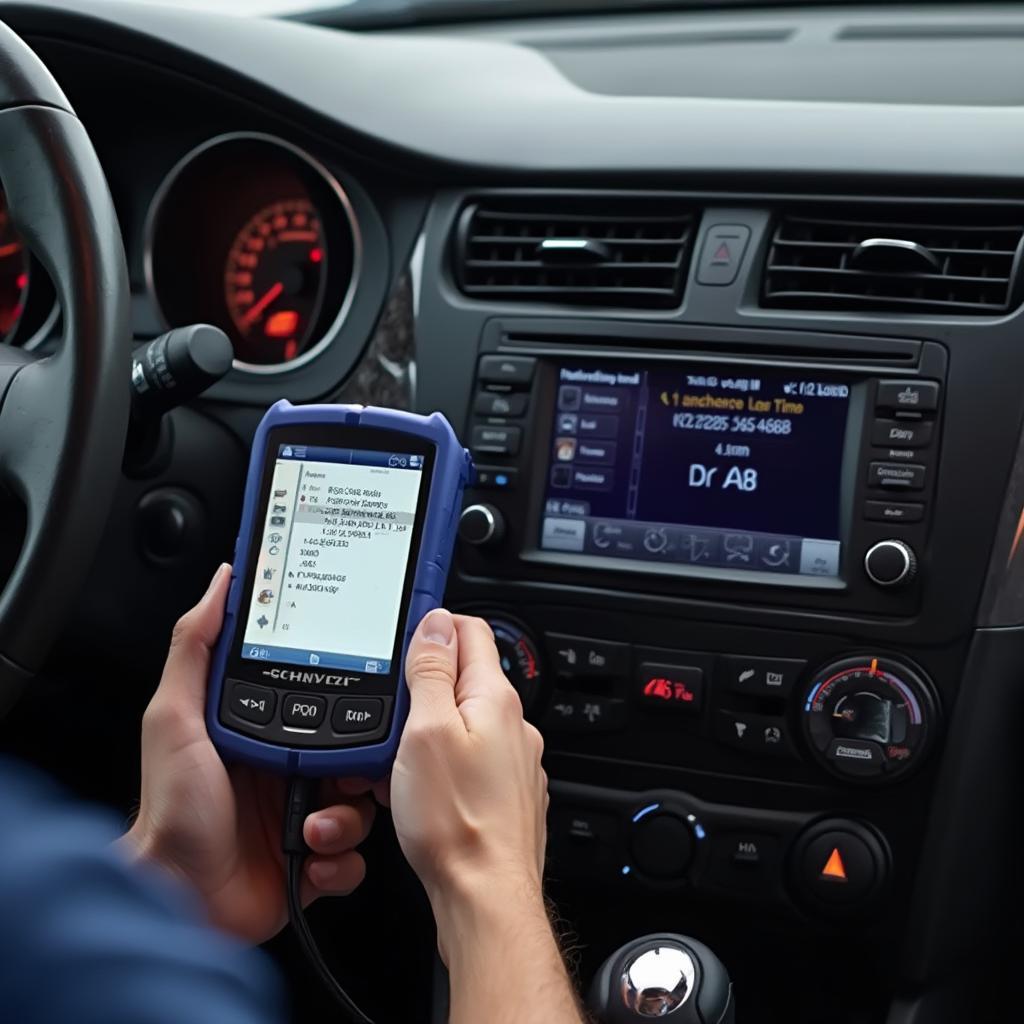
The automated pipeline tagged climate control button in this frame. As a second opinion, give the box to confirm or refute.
[630,810,695,880]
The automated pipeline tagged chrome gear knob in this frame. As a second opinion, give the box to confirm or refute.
[588,934,734,1024]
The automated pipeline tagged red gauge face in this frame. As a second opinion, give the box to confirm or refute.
[0,198,29,340]
[223,198,327,365]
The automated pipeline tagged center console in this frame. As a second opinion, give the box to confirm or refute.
[416,191,1024,1020]
[443,317,965,966]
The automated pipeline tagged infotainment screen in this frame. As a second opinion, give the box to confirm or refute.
[539,362,851,578]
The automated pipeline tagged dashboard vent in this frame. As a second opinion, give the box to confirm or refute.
[763,205,1024,315]
[455,196,695,309]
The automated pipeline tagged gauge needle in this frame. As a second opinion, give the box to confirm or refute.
[241,281,284,327]
[0,242,23,258]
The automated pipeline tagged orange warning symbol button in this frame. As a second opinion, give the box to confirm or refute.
[820,847,848,882]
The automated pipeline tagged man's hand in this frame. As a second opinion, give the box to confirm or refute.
[121,564,374,944]
[388,609,583,1024]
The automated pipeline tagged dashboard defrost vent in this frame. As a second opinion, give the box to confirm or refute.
[455,196,695,309]
[763,205,1024,314]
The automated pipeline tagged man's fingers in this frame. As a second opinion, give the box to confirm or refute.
[150,563,231,711]
[301,851,367,902]
[304,798,375,855]
[326,774,391,808]
[403,608,460,728]
[452,615,519,712]
[453,615,502,678]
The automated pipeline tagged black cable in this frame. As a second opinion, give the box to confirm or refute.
[283,777,376,1024]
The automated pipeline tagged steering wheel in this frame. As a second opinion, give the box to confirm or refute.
[0,23,130,714]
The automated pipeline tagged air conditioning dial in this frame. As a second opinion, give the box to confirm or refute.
[800,656,938,783]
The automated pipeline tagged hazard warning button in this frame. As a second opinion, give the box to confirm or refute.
[792,819,889,911]
[696,224,752,286]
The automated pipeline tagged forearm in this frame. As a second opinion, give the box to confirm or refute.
[438,884,585,1024]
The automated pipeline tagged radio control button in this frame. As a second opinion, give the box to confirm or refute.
[876,380,939,412]
[547,634,629,677]
[721,656,806,698]
[864,539,917,587]
[871,418,933,448]
[331,698,384,734]
[228,681,276,725]
[471,424,521,456]
[473,466,517,490]
[459,503,505,546]
[542,517,586,552]
[868,461,926,490]
[282,693,326,728]
[864,500,924,524]
[478,355,536,386]
[475,391,528,417]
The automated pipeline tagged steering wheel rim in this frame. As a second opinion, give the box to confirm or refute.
[0,21,130,713]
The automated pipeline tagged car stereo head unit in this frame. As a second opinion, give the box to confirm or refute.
[539,363,849,580]
[462,331,945,614]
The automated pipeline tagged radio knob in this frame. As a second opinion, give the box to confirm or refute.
[864,539,917,587]
[459,503,505,547]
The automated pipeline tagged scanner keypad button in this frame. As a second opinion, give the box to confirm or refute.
[332,697,384,734]
[228,681,276,725]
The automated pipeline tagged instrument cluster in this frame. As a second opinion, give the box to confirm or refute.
[146,134,361,373]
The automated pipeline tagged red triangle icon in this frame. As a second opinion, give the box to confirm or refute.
[712,242,731,263]
[820,847,848,883]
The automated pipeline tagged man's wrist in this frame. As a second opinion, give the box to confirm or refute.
[116,817,185,885]
[431,872,585,1024]
[429,870,551,961]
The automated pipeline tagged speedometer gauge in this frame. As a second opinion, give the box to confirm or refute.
[224,198,327,365]
[146,133,360,373]
[0,199,29,339]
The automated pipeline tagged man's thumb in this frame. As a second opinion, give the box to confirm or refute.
[404,608,459,725]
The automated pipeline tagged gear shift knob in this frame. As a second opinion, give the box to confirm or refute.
[586,934,735,1023]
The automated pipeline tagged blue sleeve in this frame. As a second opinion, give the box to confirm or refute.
[0,760,285,1024]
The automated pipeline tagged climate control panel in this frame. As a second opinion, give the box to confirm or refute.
[478,613,941,786]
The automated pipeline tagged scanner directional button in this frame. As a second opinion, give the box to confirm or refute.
[229,681,276,725]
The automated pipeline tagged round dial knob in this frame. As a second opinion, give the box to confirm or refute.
[801,656,939,782]
[459,503,505,546]
[487,618,542,713]
[630,810,695,879]
[864,539,917,587]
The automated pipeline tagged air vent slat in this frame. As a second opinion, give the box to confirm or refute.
[768,265,1012,286]
[768,291,1009,313]
[771,239,1019,258]
[763,204,1024,315]
[465,260,685,270]
[456,196,695,309]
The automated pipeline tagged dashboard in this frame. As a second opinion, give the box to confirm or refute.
[1,2,1023,1022]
